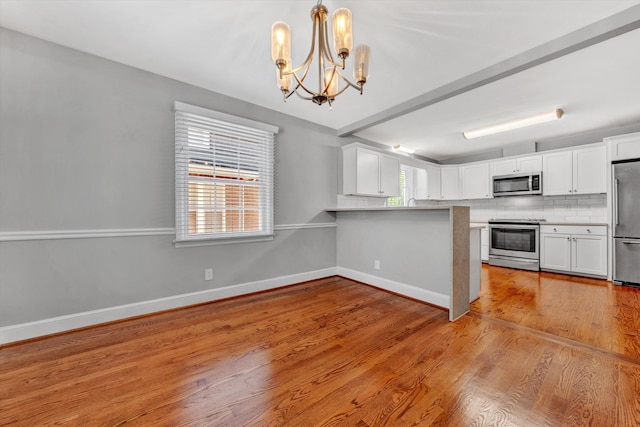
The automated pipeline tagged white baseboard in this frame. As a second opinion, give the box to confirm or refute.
[336,267,450,309]
[0,267,337,345]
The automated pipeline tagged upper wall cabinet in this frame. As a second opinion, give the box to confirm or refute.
[461,162,491,199]
[543,145,606,196]
[440,166,460,200]
[490,154,542,177]
[343,146,400,197]
[414,164,441,200]
[426,164,441,200]
[606,132,640,162]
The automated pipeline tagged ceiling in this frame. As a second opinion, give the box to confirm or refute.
[1,0,639,161]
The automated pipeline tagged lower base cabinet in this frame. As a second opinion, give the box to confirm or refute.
[540,225,607,277]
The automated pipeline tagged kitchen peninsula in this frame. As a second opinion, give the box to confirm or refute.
[326,206,474,320]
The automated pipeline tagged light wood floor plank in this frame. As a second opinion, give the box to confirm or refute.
[1,269,640,426]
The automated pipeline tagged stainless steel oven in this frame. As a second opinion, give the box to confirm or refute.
[488,219,543,271]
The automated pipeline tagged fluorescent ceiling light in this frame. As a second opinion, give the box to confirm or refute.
[463,109,564,140]
[393,145,415,154]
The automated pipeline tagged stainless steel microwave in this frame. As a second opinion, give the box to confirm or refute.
[492,171,542,197]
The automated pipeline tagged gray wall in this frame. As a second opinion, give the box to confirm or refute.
[0,28,338,326]
[336,210,451,296]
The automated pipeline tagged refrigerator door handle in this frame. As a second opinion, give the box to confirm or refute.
[614,178,620,226]
[622,240,640,245]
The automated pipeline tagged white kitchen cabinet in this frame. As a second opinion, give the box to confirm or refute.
[426,164,441,200]
[440,166,460,200]
[343,146,400,197]
[490,154,542,177]
[573,146,607,194]
[542,151,573,196]
[606,131,640,161]
[379,154,401,197]
[540,225,607,277]
[540,233,572,271]
[542,145,606,196]
[414,167,428,199]
[461,162,491,199]
[480,226,489,262]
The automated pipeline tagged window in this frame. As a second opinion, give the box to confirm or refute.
[175,102,278,244]
[388,164,416,206]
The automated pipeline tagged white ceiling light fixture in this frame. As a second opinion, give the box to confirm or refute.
[463,109,564,140]
[393,145,415,154]
[271,0,371,107]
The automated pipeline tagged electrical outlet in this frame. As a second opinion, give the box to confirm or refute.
[374,260,380,270]
[205,269,213,281]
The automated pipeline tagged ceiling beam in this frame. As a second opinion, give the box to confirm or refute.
[337,4,640,137]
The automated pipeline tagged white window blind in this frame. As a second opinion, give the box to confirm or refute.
[388,164,414,206]
[175,102,277,243]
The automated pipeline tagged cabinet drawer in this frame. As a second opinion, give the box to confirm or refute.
[540,225,606,236]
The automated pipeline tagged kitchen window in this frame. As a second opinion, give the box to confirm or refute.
[388,164,416,206]
[174,102,278,245]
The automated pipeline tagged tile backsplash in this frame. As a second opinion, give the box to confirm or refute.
[337,194,608,224]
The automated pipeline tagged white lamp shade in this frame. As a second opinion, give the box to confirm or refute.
[332,8,352,56]
[353,45,371,83]
[271,21,291,64]
[324,67,339,97]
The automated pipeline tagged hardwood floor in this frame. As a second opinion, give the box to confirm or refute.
[1,269,639,426]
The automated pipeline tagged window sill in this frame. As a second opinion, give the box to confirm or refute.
[174,234,274,248]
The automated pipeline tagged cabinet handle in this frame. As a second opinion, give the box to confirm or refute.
[622,240,640,245]
[587,229,591,233]
[553,228,557,232]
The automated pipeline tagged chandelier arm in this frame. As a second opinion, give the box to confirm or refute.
[294,91,314,101]
[284,81,302,100]
[329,74,353,98]
[333,67,364,91]
[321,19,343,68]
[288,16,318,76]
[317,12,325,95]
[291,70,321,97]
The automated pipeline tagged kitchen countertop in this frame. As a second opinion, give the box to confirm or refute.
[470,220,608,227]
[325,206,453,212]
[541,222,608,226]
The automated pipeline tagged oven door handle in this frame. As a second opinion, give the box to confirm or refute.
[489,224,539,230]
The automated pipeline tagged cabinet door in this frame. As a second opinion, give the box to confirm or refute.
[480,227,489,262]
[540,233,571,271]
[572,235,607,276]
[516,155,542,173]
[461,162,490,199]
[573,146,606,194]
[426,164,441,199]
[414,167,428,199]
[543,151,573,196]
[355,148,381,196]
[491,159,517,176]
[440,167,460,200]
[379,155,400,197]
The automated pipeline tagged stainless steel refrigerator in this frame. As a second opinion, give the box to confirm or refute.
[613,159,640,286]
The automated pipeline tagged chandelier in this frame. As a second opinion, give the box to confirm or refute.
[271,0,371,106]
